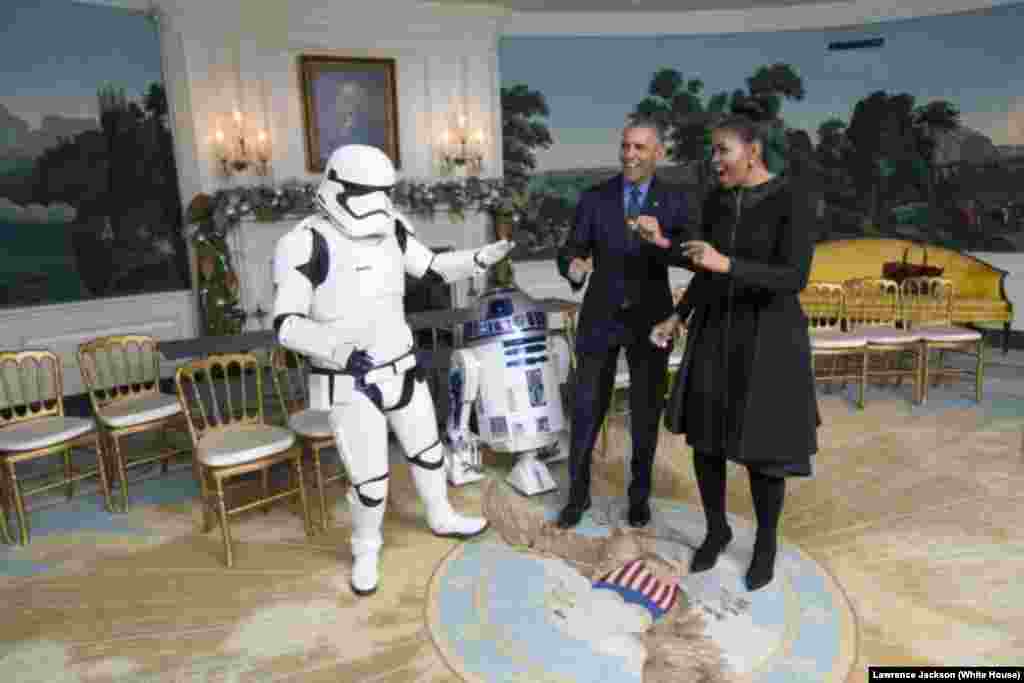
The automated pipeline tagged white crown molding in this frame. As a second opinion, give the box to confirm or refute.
[497,0,1021,36]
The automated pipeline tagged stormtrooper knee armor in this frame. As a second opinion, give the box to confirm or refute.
[271,144,513,596]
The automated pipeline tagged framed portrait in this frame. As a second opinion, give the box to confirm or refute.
[298,55,400,173]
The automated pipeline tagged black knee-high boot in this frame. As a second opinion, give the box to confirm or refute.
[746,468,786,591]
[690,450,733,573]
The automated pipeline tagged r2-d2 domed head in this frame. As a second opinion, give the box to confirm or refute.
[316,144,397,238]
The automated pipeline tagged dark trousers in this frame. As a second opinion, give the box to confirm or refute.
[567,322,670,506]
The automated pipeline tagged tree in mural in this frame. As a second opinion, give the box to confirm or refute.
[845,90,922,228]
[633,63,806,193]
[633,69,724,189]
[816,118,853,200]
[29,82,187,300]
[912,100,961,211]
[501,83,553,190]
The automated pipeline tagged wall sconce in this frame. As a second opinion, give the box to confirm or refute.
[439,113,484,178]
[211,108,270,177]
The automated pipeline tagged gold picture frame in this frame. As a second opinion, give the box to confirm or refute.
[298,55,400,173]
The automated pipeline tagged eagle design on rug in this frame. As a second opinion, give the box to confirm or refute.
[482,481,732,683]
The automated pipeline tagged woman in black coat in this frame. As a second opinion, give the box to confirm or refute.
[642,106,821,591]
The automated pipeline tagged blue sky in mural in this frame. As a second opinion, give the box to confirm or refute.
[0,0,164,129]
[500,3,1024,171]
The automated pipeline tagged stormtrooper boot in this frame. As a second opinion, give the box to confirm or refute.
[410,462,489,539]
[348,485,386,596]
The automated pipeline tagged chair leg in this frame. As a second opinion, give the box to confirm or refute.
[858,350,867,410]
[261,469,270,515]
[214,474,233,568]
[0,465,12,545]
[63,448,74,500]
[292,452,314,539]
[312,445,328,533]
[93,434,114,515]
[108,433,130,512]
[7,461,29,546]
[976,340,985,403]
[160,424,172,474]
[919,344,930,405]
[198,466,214,534]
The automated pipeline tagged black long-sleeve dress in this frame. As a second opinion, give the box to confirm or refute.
[665,175,821,477]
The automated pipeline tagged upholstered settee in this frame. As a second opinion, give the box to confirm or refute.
[808,238,1014,350]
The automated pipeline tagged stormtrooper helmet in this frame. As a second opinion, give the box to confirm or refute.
[316,144,397,238]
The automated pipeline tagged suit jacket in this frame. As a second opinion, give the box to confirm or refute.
[557,174,693,352]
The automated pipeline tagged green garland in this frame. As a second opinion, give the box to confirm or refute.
[186,177,527,334]
[185,182,318,335]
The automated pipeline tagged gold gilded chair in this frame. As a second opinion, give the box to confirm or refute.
[269,346,339,533]
[174,353,313,567]
[800,282,868,409]
[0,350,113,544]
[77,335,190,511]
[843,278,923,404]
[900,277,985,403]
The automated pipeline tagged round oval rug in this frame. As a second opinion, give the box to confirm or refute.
[427,497,858,682]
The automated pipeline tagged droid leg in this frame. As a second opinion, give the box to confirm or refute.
[446,350,484,486]
[389,378,488,538]
[328,393,389,596]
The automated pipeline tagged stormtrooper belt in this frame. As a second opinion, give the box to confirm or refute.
[311,351,420,410]
[312,351,417,385]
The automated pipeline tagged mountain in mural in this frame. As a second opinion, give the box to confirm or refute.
[932,125,1001,167]
[0,103,98,161]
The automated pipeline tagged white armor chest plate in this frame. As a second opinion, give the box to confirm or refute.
[309,224,405,320]
[304,218,412,361]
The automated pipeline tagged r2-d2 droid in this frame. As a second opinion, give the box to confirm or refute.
[446,287,572,495]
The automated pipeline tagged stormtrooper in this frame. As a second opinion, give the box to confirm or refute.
[271,144,513,596]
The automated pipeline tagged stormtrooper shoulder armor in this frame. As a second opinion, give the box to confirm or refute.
[272,219,328,332]
[273,219,332,284]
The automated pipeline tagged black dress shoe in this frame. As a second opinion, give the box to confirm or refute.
[556,499,591,529]
[690,526,733,573]
[627,500,651,528]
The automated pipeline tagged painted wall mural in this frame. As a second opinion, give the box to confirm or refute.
[498,3,1024,261]
[0,0,188,309]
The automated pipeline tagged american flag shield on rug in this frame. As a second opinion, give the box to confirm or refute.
[592,558,680,620]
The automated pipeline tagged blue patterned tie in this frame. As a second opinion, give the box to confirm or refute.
[625,184,642,219]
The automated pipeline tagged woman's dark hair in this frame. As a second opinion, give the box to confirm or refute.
[711,96,787,173]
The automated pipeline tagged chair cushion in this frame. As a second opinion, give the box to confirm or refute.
[0,416,95,452]
[859,327,922,344]
[811,330,868,349]
[917,325,984,343]
[288,409,333,439]
[196,424,296,468]
[99,393,182,429]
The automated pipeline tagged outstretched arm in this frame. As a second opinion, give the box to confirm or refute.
[398,213,512,283]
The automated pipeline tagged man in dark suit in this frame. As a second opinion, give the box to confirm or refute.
[556,115,693,529]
